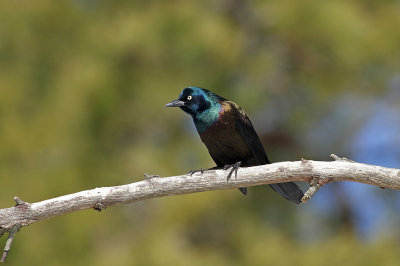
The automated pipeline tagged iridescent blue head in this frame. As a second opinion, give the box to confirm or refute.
[165,87,225,132]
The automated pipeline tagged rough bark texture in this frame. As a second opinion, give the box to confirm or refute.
[0,155,400,262]
[1,157,400,230]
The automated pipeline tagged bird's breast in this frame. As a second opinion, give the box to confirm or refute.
[199,116,256,166]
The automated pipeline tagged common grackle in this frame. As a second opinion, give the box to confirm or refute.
[166,87,303,204]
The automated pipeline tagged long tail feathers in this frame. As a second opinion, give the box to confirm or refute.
[269,182,304,204]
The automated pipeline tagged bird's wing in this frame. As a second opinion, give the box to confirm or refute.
[225,101,303,203]
[226,101,270,164]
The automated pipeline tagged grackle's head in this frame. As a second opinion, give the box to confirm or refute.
[165,87,223,115]
[165,87,225,132]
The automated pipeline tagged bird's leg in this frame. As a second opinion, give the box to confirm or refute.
[189,166,219,175]
[224,161,241,181]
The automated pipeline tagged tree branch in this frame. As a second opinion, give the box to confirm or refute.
[1,154,400,262]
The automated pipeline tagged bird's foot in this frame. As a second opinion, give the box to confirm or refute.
[189,166,220,175]
[224,161,241,181]
[144,173,160,180]
[189,168,205,175]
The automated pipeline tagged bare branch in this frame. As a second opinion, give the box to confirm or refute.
[0,155,399,262]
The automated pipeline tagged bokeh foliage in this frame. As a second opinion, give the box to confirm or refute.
[1,0,400,265]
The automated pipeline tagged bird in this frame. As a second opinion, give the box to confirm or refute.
[165,87,304,204]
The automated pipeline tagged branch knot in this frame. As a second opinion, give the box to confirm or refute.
[94,202,106,212]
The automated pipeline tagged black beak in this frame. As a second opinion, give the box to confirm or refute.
[165,99,185,107]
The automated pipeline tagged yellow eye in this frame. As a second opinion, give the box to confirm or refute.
[187,95,192,101]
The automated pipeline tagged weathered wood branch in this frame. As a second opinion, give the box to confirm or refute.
[0,154,400,262]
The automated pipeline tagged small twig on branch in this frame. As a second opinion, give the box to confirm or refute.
[0,225,20,263]
[301,177,321,203]
[13,197,27,206]
[330,154,355,162]
[0,154,400,262]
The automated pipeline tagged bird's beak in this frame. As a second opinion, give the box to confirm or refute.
[165,99,185,107]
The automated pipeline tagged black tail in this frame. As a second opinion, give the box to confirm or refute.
[269,182,303,204]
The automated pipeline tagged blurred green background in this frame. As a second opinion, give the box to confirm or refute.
[1,0,400,265]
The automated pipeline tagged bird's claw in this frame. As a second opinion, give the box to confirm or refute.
[224,161,241,181]
[144,173,160,180]
[189,168,205,175]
